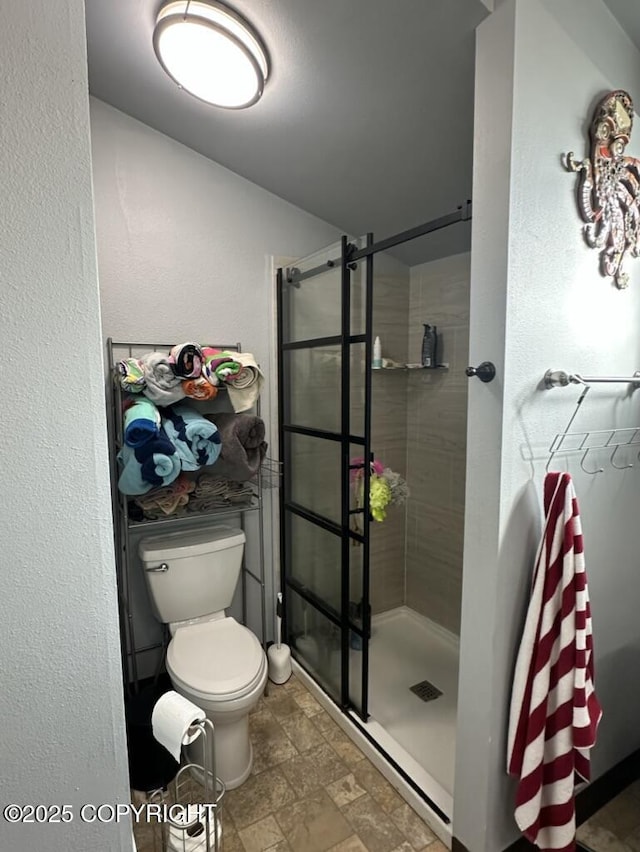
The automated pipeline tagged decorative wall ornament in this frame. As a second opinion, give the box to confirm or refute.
[565,90,640,289]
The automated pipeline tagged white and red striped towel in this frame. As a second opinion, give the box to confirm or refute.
[507,472,602,852]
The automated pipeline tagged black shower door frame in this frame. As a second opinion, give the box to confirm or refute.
[276,202,472,723]
[277,234,374,720]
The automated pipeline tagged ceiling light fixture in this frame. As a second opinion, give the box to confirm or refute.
[153,0,269,109]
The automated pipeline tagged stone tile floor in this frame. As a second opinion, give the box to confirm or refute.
[577,780,640,852]
[133,673,447,852]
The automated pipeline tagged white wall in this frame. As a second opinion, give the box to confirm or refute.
[456,2,640,849]
[90,99,342,672]
[0,4,130,851]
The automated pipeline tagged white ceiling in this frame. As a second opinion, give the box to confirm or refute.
[602,0,640,53]
[86,0,490,266]
[85,1,640,266]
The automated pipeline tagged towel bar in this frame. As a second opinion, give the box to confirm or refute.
[544,369,640,388]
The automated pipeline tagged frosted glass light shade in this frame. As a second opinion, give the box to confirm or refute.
[154,1,269,109]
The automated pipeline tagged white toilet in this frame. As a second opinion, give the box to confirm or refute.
[139,526,267,789]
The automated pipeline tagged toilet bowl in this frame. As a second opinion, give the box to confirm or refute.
[138,526,267,790]
[166,616,267,789]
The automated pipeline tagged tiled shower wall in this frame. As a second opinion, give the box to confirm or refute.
[370,275,409,613]
[404,252,470,635]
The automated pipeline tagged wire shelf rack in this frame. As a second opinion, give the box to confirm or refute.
[143,719,225,852]
[259,456,282,490]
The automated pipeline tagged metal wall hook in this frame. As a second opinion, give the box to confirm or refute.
[465,361,496,383]
[545,451,568,474]
[610,444,633,470]
[580,448,604,475]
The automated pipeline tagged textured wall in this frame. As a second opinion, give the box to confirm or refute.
[90,99,341,675]
[405,254,470,635]
[455,2,640,850]
[0,4,130,851]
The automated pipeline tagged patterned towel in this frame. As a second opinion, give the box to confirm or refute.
[117,358,145,393]
[201,348,242,386]
[182,377,217,401]
[507,472,602,852]
[123,397,161,447]
[117,436,181,495]
[161,404,222,471]
[170,342,203,379]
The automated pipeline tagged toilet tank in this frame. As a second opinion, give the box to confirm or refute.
[138,526,245,624]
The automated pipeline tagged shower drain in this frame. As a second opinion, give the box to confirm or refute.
[410,679,443,702]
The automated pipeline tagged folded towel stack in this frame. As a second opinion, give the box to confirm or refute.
[225,481,255,502]
[134,474,196,517]
[187,475,254,512]
[192,474,229,499]
[114,342,266,501]
[116,343,264,409]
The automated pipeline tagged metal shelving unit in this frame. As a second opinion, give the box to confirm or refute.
[106,338,271,694]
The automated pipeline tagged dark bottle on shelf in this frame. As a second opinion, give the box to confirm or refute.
[421,324,438,368]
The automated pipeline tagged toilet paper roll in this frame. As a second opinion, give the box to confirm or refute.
[151,691,206,762]
[167,804,221,852]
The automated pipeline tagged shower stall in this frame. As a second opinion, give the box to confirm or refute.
[276,208,471,825]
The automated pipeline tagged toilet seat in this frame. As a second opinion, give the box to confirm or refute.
[167,617,265,701]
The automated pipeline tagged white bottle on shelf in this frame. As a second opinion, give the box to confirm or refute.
[372,336,382,369]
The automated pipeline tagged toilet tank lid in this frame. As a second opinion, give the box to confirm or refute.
[138,526,245,561]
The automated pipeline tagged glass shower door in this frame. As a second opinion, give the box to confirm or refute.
[277,236,373,719]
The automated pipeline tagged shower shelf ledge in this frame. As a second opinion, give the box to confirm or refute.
[372,363,450,372]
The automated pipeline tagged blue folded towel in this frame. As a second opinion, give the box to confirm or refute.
[161,404,222,471]
[117,435,181,495]
[124,397,161,448]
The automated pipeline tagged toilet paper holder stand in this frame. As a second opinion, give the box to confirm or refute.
[147,717,225,852]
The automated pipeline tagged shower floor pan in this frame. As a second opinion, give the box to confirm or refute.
[292,606,459,843]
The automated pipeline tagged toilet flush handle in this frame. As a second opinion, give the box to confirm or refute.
[146,562,169,572]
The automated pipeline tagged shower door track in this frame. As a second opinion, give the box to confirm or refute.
[285,201,472,286]
[347,709,451,824]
